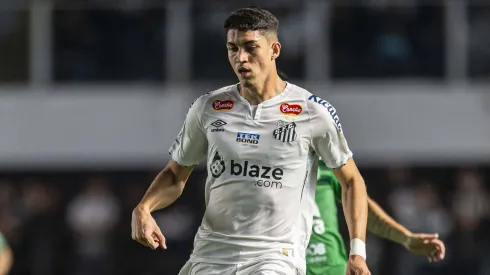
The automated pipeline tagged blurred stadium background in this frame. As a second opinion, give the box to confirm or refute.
[0,0,490,274]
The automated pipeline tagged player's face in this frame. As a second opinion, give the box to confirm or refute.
[226,29,279,85]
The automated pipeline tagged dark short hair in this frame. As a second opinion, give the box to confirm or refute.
[224,6,279,37]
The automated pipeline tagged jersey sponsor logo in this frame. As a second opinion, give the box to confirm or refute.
[212,100,234,111]
[231,160,284,189]
[273,120,297,143]
[308,95,343,132]
[279,102,302,115]
[210,151,284,189]
[210,151,225,178]
[210,119,227,132]
[236,132,260,145]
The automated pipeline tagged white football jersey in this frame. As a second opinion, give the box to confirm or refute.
[169,82,352,273]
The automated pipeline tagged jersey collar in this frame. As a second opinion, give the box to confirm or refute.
[231,81,294,107]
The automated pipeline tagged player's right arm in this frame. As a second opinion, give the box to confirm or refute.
[136,161,194,213]
[131,161,194,249]
[0,233,13,275]
[132,96,208,250]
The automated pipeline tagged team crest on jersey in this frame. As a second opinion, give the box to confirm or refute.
[212,100,234,111]
[272,120,297,143]
[210,151,225,178]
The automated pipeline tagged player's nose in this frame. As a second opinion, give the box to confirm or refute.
[236,48,249,63]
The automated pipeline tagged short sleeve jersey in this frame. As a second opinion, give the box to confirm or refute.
[169,82,352,273]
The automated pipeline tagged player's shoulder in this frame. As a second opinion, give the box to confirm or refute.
[299,87,334,112]
[189,84,237,112]
[287,83,333,110]
[284,82,310,101]
[285,82,330,114]
[289,83,344,133]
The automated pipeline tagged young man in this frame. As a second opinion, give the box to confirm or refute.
[306,161,446,275]
[132,7,370,275]
[0,232,13,275]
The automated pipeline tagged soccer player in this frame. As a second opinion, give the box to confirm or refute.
[0,232,13,275]
[306,161,446,275]
[132,6,370,275]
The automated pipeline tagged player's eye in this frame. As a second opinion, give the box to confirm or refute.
[246,46,257,52]
[228,46,238,52]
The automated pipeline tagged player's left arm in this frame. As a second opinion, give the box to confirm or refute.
[332,159,369,259]
[366,198,445,262]
[309,94,369,274]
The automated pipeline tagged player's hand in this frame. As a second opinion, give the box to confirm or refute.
[131,205,167,250]
[346,255,371,275]
[404,233,445,263]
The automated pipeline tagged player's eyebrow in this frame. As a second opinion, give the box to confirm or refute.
[243,40,258,44]
[226,40,259,47]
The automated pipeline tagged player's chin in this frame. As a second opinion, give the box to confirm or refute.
[238,76,255,86]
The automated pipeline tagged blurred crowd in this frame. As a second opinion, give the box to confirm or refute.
[0,166,488,275]
[0,169,207,275]
[1,1,490,83]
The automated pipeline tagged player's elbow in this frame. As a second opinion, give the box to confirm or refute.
[344,174,366,191]
[161,167,186,194]
[165,160,194,188]
[173,180,186,197]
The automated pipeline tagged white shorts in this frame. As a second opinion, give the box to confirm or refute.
[178,259,300,275]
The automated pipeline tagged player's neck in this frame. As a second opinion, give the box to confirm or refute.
[239,73,286,105]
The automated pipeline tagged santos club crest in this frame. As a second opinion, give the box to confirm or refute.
[272,121,297,143]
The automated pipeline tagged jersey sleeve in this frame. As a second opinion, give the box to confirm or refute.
[308,94,353,169]
[169,96,208,166]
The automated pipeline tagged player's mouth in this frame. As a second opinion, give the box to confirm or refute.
[238,68,252,77]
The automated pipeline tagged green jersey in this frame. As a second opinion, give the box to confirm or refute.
[0,232,7,251]
[306,161,347,275]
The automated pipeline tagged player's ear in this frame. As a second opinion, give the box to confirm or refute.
[271,41,281,61]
